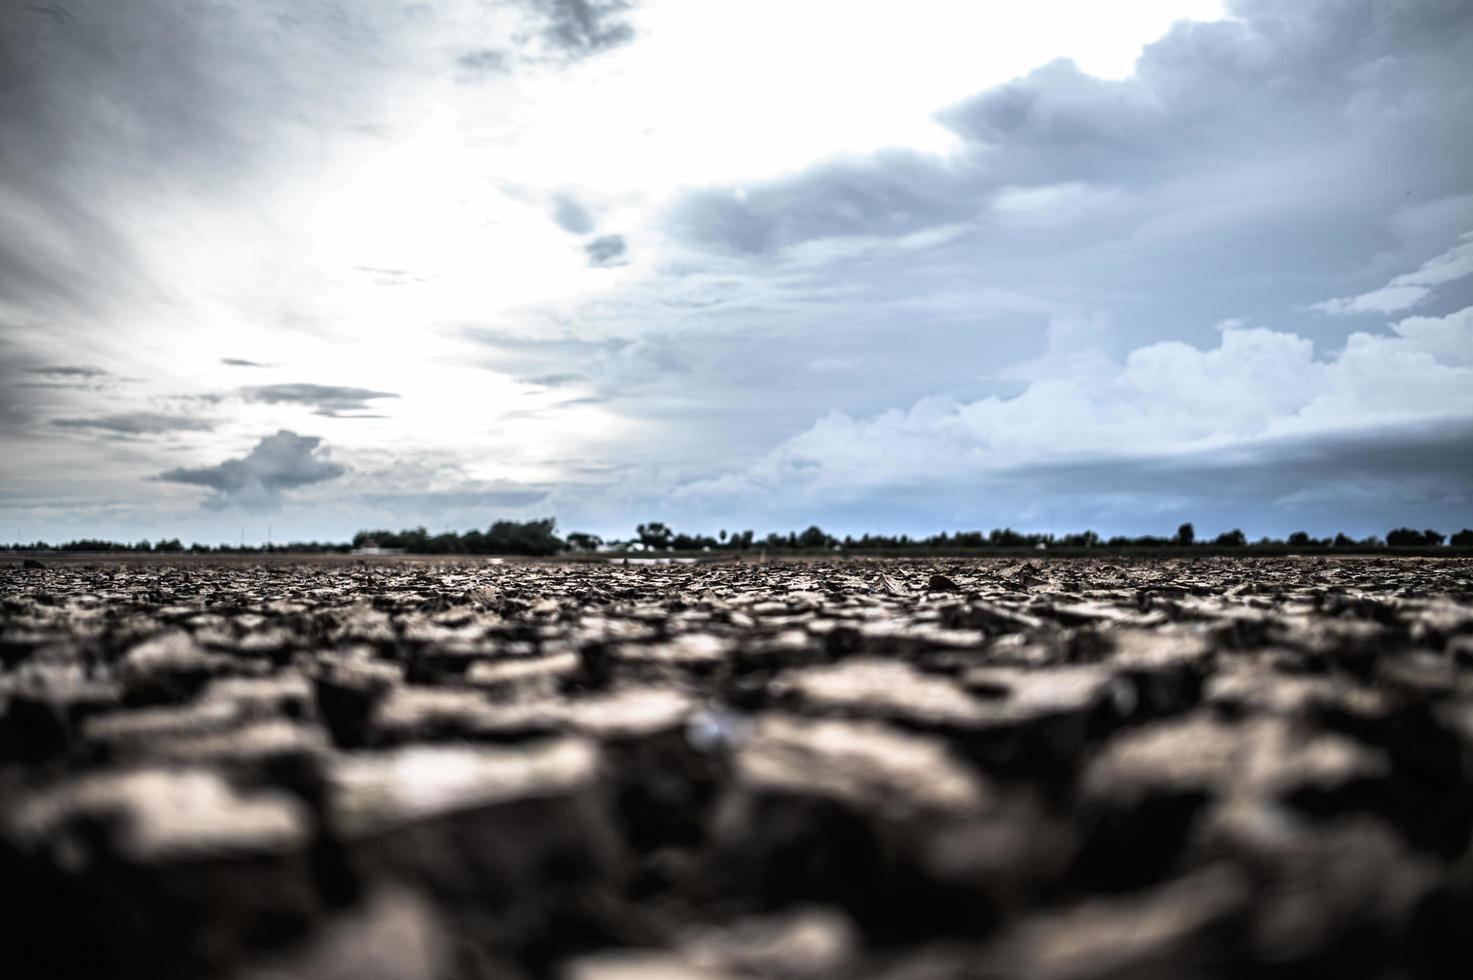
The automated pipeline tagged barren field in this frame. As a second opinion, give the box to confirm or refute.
[3,556,1473,978]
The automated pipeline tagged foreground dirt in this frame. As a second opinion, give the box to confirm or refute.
[3,556,1473,979]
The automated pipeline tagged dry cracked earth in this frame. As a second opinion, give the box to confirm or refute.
[4,555,1473,979]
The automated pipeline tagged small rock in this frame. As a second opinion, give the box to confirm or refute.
[230,888,449,980]
[979,864,1251,979]
[927,573,960,592]
[327,739,624,954]
[710,715,991,933]
[6,768,319,978]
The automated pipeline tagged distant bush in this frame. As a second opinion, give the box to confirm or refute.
[353,518,564,556]
[16,518,1462,556]
[635,522,674,550]
[485,518,563,555]
[1387,528,1445,547]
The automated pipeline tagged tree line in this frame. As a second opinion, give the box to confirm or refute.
[10,520,1470,555]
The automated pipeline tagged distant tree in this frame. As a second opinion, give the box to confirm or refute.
[671,532,719,550]
[154,538,184,553]
[1387,527,1443,547]
[990,528,1031,547]
[1176,523,1195,546]
[1451,529,1473,546]
[1387,528,1417,546]
[565,532,603,551]
[718,529,728,544]
[636,522,673,550]
[484,518,563,555]
[429,532,466,554]
[1332,532,1355,548]
[1287,531,1312,547]
[798,525,832,549]
[1213,529,1247,547]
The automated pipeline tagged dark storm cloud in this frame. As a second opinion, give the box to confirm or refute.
[16,366,124,394]
[525,0,635,58]
[552,194,596,234]
[1010,421,1473,502]
[240,383,398,417]
[584,233,628,267]
[4,363,120,427]
[669,151,969,255]
[25,365,109,379]
[158,430,345,509]
[52,412,216,435]
[666,0,1473,266]
[993,420,1473,536]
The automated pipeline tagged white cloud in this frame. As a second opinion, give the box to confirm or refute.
[1311,285,1432,316]
[1313,231,1473,314]
[678,303,1473,508]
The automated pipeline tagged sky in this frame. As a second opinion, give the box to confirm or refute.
[1,0,1471,545]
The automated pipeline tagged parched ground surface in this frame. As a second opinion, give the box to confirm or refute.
[3,556,1473,979]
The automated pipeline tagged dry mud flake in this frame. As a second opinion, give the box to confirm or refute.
[0,555,1472,977]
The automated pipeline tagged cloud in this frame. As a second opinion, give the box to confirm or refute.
[26,365,109,379]
[0,1,419,324]
[240,383,398,417]
[526,0,635,58]
[158,430,346,509]
[52,412,216,435]
[354,265,440,287]
[360,488,551,509]
[584,233,628,267]
[221,358,271,368]
[664,1,1473,271]
[1314,231,1473,314]
[1010,420,1473,502]
[0,0,626,332]
[991,420,1473,535]
[456,49,509,75]
[552,194,596,234]
[522,373,587,387]
[1311,286,1433,316]
[677,302,1473,531]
